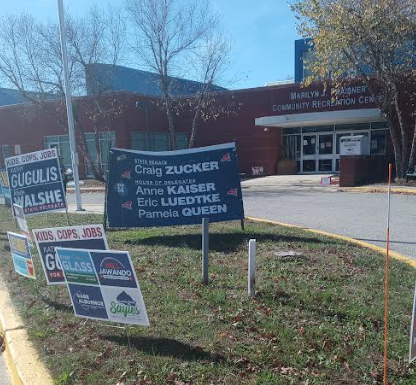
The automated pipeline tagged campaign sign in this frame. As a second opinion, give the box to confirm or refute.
[7,232,35,279]
[5,148,66,215]
[32,225,108,285]
[13,204,32,244]
[409,283,416,363]
[56,249,98,285]
[55,247,149,326]
[91,251,137,288]
[106,143,244,228]
[68,284,108,320]
[0,168,11,206]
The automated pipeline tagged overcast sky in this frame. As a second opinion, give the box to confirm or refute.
[3,0,301,89]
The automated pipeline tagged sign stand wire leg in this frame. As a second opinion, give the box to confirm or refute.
[248,239,256,297]
[103,170,109,230]
[202,218,209,284]
[65,207,70,226]
[125,326,132,350]
[383,163,392,385]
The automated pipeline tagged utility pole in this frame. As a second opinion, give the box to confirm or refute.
[57,0,83,211]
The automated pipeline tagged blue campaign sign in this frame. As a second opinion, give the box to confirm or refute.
[68,283,109,320]
[5,148,66,215]
[91,251,137,288]
[56,249,98,285]
[55,247,149,326]
[106,143,244,228]
[7,232,36,279]
[0,168,11,206]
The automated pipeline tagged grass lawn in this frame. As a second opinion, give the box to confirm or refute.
[0,206,415,384]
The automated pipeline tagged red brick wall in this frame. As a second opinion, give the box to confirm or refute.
[0,90,282,177]
[1,80,411,178]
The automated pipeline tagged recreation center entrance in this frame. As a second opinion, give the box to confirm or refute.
[256,109,389,174]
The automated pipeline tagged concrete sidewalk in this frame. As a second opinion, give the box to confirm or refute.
[0,276,53,385]
[242,174,338,193]
[0,354,11,385]
[338,184,416,195]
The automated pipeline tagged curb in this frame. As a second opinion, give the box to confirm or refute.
[0,277,53,385]
[66,188,105,194]
[246,216,416,269]
[338,187,416,196]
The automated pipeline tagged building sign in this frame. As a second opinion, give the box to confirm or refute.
[106,143,244,228]
[5,148,66,215]
[0,168,11,206]
[32,225,108,285]
[13,204,32,244]
[410,283,416,363]
[271,83,383,115]
[7,232,35,279]
[55,247,149,326]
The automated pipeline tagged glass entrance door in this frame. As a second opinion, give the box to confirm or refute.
[318,133,334,172]
[301,132,335,173]
[302,134,317,172]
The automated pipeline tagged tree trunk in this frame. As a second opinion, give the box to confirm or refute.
[393,87,410,176]
[164,95,176,151]
[72,108,105,182]
[189,94,204,148]
[387,115,403,179]
[94,126,103,176]
[408,118,416,171]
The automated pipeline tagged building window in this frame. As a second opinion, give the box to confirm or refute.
[335,122,370,131]
[370,130,388,155]
[130,132,188,151]
[282,135,301,172]
[84,132,116,177]
[44,135,71,170]
[302,50,316,80]
[131,132,147,150]
[302,125,334,133]
[1,145,12,166]
[150,133,170,151]
[176,133,188,150]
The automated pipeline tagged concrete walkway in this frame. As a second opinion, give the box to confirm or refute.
[0,354,11,385]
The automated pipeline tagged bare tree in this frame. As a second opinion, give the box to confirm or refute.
[0,6,126,181]
[66,5,127,180]
[188,31,231,148]
[125,0,230,149]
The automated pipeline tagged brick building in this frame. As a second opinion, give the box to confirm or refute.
[0,39,403,179]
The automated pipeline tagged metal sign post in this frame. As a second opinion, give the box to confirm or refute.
[57,0,83,211]
[409,282,416,364]
[202,218,209,284]
[383,163,392,385]
[248,239,256,297]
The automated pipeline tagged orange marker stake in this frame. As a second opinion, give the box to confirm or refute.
[383,163,392,385]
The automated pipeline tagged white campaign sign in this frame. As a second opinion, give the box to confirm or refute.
[55,247,149,326]
[13,204,33,244]
[32,224,108,285]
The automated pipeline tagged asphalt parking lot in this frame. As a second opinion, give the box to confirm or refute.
[66,175,416,260]
[242,175,416,259]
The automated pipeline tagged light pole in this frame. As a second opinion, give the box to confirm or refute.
[57,0,83,211]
